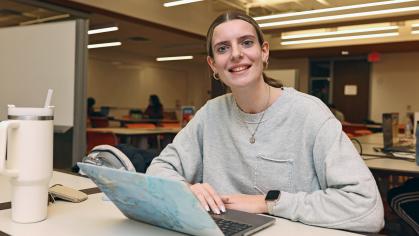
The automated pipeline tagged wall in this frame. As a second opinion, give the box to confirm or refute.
[90,51,419,123]
[88,58,210,117]
[269,57,309,93]
[268,52,419,124]
[370,52,419,122]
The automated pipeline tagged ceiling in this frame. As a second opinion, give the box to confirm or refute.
[87,13,206,62]
[0,0,65,27]
[1,0,419,63]
[211,0,373,17]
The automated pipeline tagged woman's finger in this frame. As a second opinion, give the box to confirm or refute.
[190,184,210,211]
[202,183,225,213]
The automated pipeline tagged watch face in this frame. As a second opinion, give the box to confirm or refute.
[265,190,280,201]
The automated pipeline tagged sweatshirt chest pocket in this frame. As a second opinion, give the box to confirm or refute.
[254,154,294,193]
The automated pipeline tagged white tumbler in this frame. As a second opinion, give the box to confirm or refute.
[0,105,54,223]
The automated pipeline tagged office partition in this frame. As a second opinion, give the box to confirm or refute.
[0,18,88,168]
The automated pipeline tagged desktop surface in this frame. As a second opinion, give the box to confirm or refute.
[0,171,362,236]
[0,193,361,236]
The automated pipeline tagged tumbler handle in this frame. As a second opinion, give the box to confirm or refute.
[0,120,19,177]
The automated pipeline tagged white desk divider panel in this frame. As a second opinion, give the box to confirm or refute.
[0,20,76,128]
[265,69,299,89]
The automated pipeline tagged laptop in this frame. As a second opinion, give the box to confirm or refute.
[100,106,110,117]
[78,163,275,236]
[381,113,415,153]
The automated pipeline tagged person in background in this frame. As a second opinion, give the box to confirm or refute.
[146,11,384,233]
[87,97,104,117]
[387,177,419,236]
[144,94,164,119]
[328,103,345,122]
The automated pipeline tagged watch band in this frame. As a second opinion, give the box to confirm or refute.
[265,190,281,214]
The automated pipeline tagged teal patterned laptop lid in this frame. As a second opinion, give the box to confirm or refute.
[78,163,222,236]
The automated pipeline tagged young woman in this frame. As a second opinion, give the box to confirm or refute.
[144,94,164,119]
[146,11,384,232]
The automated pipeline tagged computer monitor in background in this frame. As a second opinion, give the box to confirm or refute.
[382,113,399,149]
[100,106,110,117]
[414,112,419,136]
[180,106,195,127]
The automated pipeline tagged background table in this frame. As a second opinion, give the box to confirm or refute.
[87,127,181,149]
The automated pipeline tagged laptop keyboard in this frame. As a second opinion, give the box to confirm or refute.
[213,218,252,236]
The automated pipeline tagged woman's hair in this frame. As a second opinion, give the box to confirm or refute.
[87,97,95,108]
[149,95,162,108]
[206,11,282,88]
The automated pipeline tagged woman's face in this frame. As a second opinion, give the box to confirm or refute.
[207,19,269,89]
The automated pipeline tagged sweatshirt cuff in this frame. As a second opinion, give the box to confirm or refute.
[268,191,297,219]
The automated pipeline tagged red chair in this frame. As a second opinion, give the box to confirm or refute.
[354,129,373,136]
[160,122,181,128]
[86,131,118,153]
[342,123,372,137]
[346,133,355,139]
[89,117,109,128]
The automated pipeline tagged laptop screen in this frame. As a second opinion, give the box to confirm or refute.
[382,113,399,148]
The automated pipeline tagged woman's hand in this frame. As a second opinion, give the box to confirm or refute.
[189,183,225,214]
[221,194,268,214]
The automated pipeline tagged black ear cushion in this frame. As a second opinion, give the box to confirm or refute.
[115,144,159,173]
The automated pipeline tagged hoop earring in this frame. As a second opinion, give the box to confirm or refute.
[213,72,220,80]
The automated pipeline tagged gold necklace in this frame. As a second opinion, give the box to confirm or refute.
[236,85,271,144]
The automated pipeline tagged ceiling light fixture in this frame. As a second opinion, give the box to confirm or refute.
[254,0,416,21]
[281,32,399,45]
[163,0,203,7]
[411,23,419,34]
[88,26,119,35]
[156,56,193,61]
[87,42,122,49]
[259,6,419,28]
[282,26,399,39]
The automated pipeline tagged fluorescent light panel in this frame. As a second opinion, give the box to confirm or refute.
[254,0,416,21]
[412,30,419,34]
[282,26,398,39]
[156,56,193,61]
[88,26,118,35]
[260,6,419,28]
[281,32,399,45]
[87,42,121,49]
[164,0,203,7]
[412,23,419,27]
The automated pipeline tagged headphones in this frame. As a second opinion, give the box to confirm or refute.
[82,145,136,172]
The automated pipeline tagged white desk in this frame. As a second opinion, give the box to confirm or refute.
[364,155,419,177]
[0,193,361,236]
[0,171,96,203]
[355,133,383,145]
[356,132,414,146]
[0,172,361,236]
[356,134,419,177]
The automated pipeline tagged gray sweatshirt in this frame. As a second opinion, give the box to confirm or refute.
[146,88,384,232]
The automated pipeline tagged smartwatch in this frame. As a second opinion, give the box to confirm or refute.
[265,190,281,213]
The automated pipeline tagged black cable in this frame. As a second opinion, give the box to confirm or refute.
[350,138,363,155]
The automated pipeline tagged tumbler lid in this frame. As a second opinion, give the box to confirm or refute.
[7,105,54,120]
